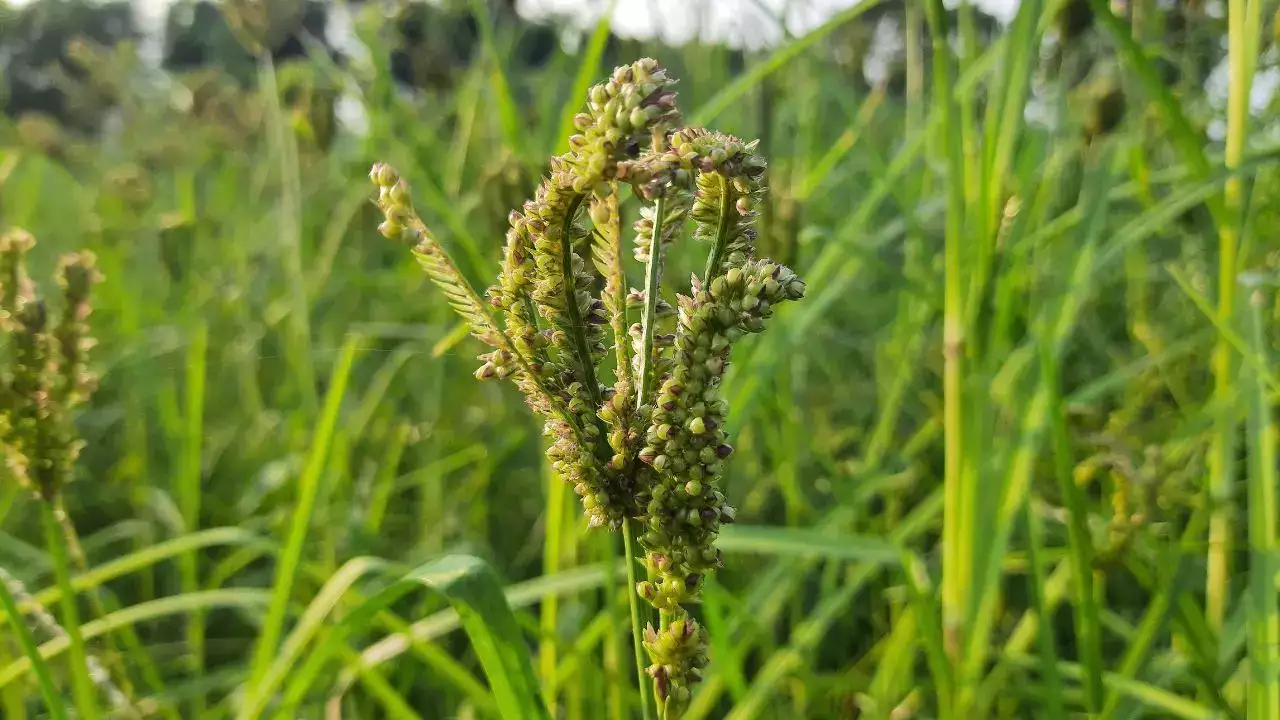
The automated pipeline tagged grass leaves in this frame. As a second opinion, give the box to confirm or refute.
[243,335,359,705]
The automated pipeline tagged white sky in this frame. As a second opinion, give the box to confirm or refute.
[519,0,1018,48]
[7,0,1022,50]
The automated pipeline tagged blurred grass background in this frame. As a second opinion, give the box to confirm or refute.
[1,0,1279,717]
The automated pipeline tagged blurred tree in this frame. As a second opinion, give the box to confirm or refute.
[162,1,257,83]
[163,0,339,82]
[0,0,138,132]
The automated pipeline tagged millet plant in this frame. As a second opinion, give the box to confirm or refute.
[0,229,132,719]
[370,57,805,719]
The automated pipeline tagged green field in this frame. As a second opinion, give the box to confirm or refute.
[1,0,1278,718]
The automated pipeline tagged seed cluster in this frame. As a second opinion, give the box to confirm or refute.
[371,58,804,716]
[0,230,102,501]
[632,260,805,706]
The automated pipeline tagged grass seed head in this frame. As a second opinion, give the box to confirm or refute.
[372,57,805,704]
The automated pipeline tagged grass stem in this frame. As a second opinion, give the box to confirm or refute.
[623,521,655,720]
[42,501,100,720]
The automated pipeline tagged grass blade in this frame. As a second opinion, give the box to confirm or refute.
[179,321,207,715]
[1245,286,1279,717]
[244,335,359,694]
[716,524,900,564]
[285,554,550,720]
[0,589,271,687]
[235,557,386,719]
[554,6,615,155]
[41,502,100,719]
[1023,500,1063,720]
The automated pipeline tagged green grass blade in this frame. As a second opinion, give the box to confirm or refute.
[1022,500,1063,720]
[284,554,550,720]
[1042,340,1103,711]
[0,528,265,626]
[0,589,271,687]
[1004,655,1225,720]
[923,0,970,694]
[554,6,615,155]
[179,321,207,715]
[1166,265,1277,390]
[1099,512,1206,718]
[235,557,386,719]
[339,644,426,720]
[901,552,953,717]
[244,335,359,693]
[724,490,944,719]
[41,502,100,720]
[467,0,524,162]
[1245,286,1279,717]
[716,524,900,564]
[1085,0,1214,181]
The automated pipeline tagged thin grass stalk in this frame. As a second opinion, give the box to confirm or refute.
[633,189,669,720]
[1245,287,1278,718]
[623,521,655,720]
[242,336,359,712]
[905,0,923,135]
[42,501,101,720]
[540,442,568,714]
[257,54,317,416]
[1042,341,1104,712]
[0,647,22,720]
[1209,0,1260,634]
[636,194,669,403]
[602,533,625,720]
[180,322,207,716]
[1023,499,1063,719]
[52,513,148,720]
[924,0,971,690]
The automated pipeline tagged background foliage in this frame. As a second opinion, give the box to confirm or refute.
[1,0,1279,717]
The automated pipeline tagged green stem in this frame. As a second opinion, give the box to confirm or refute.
[702,174,734,282]
[181,322,207,716]
[924,0,969,704]
[628,186,671,720]
[559,194,602,408]
[1042,343,1103,712]
[42,501,100,720]
[1209,0,1257,634]
[541,438,568,714]
[623,521,655,720]
[1246,289,1278,718]
[637,194,669,402]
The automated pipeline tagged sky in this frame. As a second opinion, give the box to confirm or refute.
[518,0,1019,49]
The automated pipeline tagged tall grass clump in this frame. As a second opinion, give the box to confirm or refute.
[371,57,804,719]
